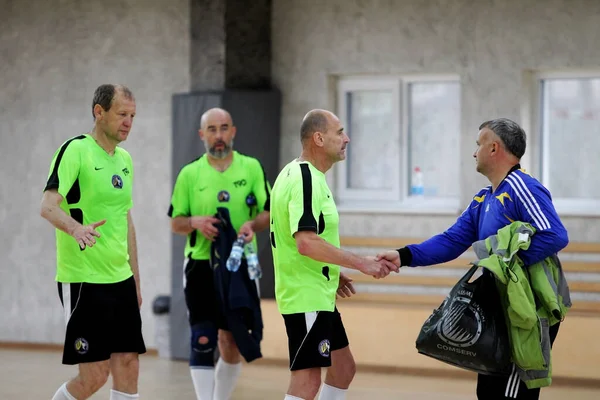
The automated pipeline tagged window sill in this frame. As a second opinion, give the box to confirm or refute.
[554,200,600,217]
[336,197,461,216]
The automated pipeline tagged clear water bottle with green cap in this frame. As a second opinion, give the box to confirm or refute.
[245,242,262,280]
[226,235,246,272]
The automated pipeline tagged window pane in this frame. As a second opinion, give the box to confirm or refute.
[408,82,460,198]
[346,90,397,190]
[542,78,600,199]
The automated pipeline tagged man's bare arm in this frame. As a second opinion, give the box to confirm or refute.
[295,231,398,278]
[40,190,81,235]
[41,190,105,249]
[250,211,270,233]
[128,210,142,306]
[171,216,195,235]
[171,215,221,241]
[295,231,368,270]
[239,211,271,242]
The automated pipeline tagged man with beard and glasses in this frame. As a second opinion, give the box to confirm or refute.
[168,107,271,400]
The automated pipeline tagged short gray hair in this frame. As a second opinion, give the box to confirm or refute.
[92,84,134,120]
[479,118,527,159]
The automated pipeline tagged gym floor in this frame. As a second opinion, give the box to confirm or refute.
[2,348,598,399]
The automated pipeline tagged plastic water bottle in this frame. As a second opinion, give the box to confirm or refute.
[226,235,246,272]
[411,166,424,196]
[246,243,262,280]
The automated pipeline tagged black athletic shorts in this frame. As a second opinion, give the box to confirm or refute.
[282,307,349,371]
[184,259,228,329]
[57,276,146,365]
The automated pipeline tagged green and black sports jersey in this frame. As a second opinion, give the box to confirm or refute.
[168,151,271,260]
[44,134,134,284]
[269,160,340,314]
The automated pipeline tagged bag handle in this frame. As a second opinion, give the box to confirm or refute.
[459,264,480,284]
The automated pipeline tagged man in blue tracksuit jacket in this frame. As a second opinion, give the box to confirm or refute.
[377,118,569,400]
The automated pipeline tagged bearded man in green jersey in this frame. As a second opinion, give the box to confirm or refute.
[41,84,145,400]
[270,109,398,400]
[168,107,271,400]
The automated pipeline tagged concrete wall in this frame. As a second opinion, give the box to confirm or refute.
[272,0,600,241]
[0,0,189,346]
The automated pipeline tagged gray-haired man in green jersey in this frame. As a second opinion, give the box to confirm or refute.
[168,107,271,400]
[270,109,399,400]
[41,84,145,400]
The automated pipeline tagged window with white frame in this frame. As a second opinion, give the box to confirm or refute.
[336,76,461,211]
[537,73,600,213]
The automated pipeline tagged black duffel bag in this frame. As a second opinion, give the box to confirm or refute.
[415,265,512,376]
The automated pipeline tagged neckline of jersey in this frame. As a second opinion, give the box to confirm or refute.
[491,163,521,193]
[203,150,239,174]
[84,133,118,158]
[295,159,325,177]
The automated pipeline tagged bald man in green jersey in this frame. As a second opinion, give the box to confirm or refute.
[270,109,398,400]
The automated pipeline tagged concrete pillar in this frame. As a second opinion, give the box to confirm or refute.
[190,0,271,91]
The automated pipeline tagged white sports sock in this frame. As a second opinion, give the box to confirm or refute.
[52,383,76,400]
[110,389,140,399]
[318,383,347,400]
[284,395,305,400]
[190,367,215,400]
[213,358,242,400]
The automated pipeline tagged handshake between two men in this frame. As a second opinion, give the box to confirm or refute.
[336,249,403,299]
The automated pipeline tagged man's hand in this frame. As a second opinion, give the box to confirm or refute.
[190,216,220,241]
[238,221,255,243]
[375,250,401,268]
[358,256,399,279]
[72,220,106,249]
[336,272,356,299]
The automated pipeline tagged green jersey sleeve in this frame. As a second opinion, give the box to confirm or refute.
[168,166,191,218]
[288,163,320,236]
[252,159,271,212]
[44,137,82,199]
